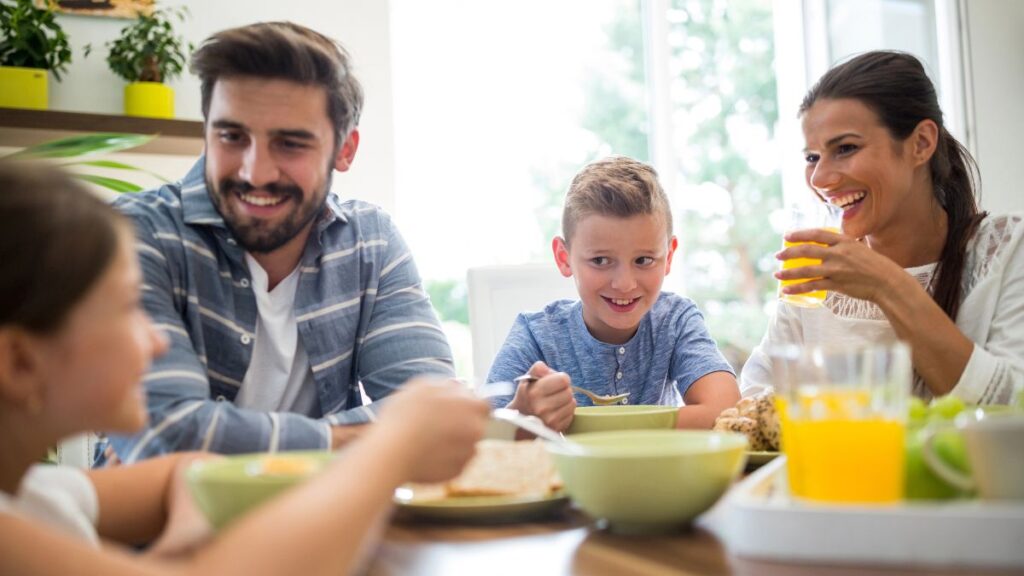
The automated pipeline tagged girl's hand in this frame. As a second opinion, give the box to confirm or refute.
[774,228,906,304]
[377,378,491,484]
[147,453,218,558]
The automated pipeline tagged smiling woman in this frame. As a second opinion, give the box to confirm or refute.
[741,51,1024,406]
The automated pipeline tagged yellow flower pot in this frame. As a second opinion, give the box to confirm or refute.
[0,66,48,110]
[124,82,174,118]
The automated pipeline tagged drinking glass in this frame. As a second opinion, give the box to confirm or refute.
[779,202,842,307]
[770,342,911,503]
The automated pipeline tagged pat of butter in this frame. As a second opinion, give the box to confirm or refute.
[253,456,319,477]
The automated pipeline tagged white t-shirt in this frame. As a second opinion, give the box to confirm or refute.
[0,465,99,546]
[235,254,319,415]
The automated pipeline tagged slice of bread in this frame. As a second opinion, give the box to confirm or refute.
[402,440,561,501]
[448,439,557,498]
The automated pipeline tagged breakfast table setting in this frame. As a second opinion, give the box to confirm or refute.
[186,344,1024,576]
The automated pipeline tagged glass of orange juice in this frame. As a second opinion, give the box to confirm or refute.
[769,342,911,503]
[779,202,842,307]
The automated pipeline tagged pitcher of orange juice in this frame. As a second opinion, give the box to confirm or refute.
[779,202,842,307]
[770,342,911,503]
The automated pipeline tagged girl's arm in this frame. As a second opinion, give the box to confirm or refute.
[88,452,210,547]
[1,379,489,576]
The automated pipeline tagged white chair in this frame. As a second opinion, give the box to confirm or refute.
[467,263,578,380]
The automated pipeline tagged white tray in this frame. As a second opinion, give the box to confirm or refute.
[718,457,1024,569]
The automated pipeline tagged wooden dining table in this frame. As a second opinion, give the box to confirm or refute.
[366,501,1019,576]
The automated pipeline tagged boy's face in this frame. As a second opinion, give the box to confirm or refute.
[553,212,677,345]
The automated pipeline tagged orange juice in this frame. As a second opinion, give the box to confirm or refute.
[779,386,905,503]
[779,227,840,307]
[774,396,805,497]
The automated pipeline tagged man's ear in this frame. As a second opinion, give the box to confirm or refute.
[552,237,573,278]
[334,128,360,172]
[909,118,938,168]
[0,329,47,412]
[664,236,679,275]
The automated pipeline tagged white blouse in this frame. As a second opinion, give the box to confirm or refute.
[741,213,1024,404]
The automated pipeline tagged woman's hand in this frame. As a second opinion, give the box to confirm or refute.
[775,228,908,304]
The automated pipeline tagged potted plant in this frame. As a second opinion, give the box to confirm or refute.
[0,0,71,110]
[96,6,192,119]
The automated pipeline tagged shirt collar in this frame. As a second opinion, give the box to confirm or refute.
[180,155,350,231]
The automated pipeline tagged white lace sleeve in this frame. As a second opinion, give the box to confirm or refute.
[950,213,1024,404]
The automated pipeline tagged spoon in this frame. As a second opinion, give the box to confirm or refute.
[490,408,584,454]
[513,374,631,406]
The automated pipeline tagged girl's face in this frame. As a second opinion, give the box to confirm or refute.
[801,98,931,240]
[40,230,168,435]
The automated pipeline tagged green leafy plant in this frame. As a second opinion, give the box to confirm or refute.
[0,0,72,79]
[3,132,169,192]
[96,7,193,83]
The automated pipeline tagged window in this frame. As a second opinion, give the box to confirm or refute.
[391,0,953,378]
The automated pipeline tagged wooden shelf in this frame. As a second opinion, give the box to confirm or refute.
[0,108,204,156]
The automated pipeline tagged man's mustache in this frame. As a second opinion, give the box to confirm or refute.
[220,179,302,199]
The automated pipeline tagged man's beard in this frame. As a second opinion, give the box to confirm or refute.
[207,173,332,254]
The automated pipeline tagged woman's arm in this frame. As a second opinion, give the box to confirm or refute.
[778,229,972,396]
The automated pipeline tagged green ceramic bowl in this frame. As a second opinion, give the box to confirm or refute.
[567,405,679,435]
[547,430,747,534]
[187,451,333,530]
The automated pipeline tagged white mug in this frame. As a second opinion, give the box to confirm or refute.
[923,412,1024,500]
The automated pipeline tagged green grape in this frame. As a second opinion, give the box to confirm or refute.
[908,397,928,422]
[929,395,966,420]
[904,426,972,500]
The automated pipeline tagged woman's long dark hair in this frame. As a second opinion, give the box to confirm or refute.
[0,162,126,333]
[800,51,985,322]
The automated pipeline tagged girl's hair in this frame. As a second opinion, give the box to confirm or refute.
[562,156,673,245]
[0,162,128,333]
[800,50,985,322]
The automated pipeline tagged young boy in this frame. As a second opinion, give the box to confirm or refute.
[487,156,740,431]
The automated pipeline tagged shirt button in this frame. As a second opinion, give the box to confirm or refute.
[227,238,237,246]
[240,334,252,345]
[215,395,227,402]
[240,278,250,288]
[616,372,623,380]
[618,347,625,355]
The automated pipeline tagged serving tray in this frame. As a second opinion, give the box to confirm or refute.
[718,457,1024,569]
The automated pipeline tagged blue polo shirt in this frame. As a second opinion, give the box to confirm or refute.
[487,292,734,406]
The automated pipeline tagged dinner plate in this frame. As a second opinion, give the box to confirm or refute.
[393,486,569,523]
[745,450,781,469]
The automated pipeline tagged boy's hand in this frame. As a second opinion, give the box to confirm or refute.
[507,361,576,432]
[377,377,491,483]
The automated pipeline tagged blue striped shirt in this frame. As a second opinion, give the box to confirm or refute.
[108,158,453,462]
[487,293,734,406]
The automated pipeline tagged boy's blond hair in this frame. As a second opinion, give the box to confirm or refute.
[561,156,673,245]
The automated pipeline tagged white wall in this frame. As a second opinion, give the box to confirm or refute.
[48,0,396,213]
[962,0,1024,215]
